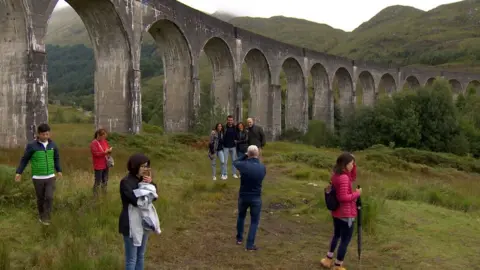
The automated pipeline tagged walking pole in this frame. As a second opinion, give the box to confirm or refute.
[357,185,363,268]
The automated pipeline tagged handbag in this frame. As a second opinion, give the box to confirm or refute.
[96,140,114,168]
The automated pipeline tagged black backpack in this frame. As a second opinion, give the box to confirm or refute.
[324,182,339,211]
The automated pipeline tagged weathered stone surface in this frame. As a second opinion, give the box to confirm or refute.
[1,0,480,148]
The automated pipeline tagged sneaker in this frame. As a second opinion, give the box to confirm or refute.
[236,240,243,245]
[222,175,227,180]
[320,257,333,268]
[233,174,239,179]
[39,219,50,226]
[213,176,217,181]
[246,246,258,251]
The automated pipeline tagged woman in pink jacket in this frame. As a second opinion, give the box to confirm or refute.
[321,153,362,270]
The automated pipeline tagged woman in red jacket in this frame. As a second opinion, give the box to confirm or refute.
[321,152,362,270]
[90,128,112,195]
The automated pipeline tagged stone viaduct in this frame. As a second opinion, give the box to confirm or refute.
[1,0,480,148]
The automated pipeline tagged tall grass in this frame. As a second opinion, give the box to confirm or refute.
[1,120,480,269]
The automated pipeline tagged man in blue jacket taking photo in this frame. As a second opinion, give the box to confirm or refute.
[233,145,266,251]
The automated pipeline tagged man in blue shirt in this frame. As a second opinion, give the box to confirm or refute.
[233,145,266,251]
[223,115,238,179]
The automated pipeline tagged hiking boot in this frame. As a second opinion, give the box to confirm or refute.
[333,266,346,270]
[246,246,258,251]
[39,219,50,226]
[320,257,333,268]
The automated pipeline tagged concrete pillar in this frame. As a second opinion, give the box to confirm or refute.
[191,71,201,131]
[0,1,52,148]
[26,49,49,140]
[269,84,282,141]
[130,69,142,134]
[302,76,309,133]
[235,81,243,121]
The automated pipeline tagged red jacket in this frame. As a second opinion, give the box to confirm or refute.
[331,164,359,218]
[90,139,110,170]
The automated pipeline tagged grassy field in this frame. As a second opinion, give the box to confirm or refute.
[1,122,480,270]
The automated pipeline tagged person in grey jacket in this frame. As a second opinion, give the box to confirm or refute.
[246,118,266,156]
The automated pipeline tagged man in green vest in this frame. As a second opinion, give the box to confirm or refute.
[15,123,63,225]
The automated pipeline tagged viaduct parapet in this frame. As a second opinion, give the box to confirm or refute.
[1,0,479,147]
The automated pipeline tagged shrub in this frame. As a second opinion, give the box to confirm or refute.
[278,128,304,142]
[392,148,480,173]
[359,196,385,235]
[337,78,478,157]
[0,165,36,208]
[170,133,202,145]
[281,152,333,170]
[301,120,338,148]
[142,123,164,134]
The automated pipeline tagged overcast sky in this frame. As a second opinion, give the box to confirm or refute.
[55,0,460,31]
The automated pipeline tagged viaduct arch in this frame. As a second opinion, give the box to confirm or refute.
[1,0,480,147]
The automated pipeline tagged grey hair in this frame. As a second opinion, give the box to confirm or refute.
[247,145,259,157]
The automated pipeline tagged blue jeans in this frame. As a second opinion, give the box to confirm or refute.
[211,150,226,176]
[223,147,237,174]
[329,217,354,261]
[236,196,262,248]
[123,234,149,270]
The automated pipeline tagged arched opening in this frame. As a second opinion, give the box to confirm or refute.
[148,19,193,133]
[357,71,375,106]
[466,80,480,96]
[425,77,436,87]
[404,76,420,90]
[310,64,330,125]
[448,79,462,95]
[333,68,354,125]
[0,0,29,146]
[281,58,307,133]
[377,73,396,98]
[195,37,235,134]
[46,1,134,133]
[68,0,131,132]
[138,35,165,129]
[242,49,271,129]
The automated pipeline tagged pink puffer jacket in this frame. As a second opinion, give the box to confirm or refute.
[331,164,360,218]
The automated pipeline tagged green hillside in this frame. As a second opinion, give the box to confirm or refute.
[46,7,155,46]
[330,2,480,69]
[46,7,87,46]
[230,15,347,52]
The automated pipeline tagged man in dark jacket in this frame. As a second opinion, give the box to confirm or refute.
[15,123,62,225]
[233,145,266,251]
[223,115,238,179]
[246,118,266,156]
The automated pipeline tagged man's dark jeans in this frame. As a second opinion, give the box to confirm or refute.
[93,168,109,195]
[32,177,56,221]
[236,196,262,248]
